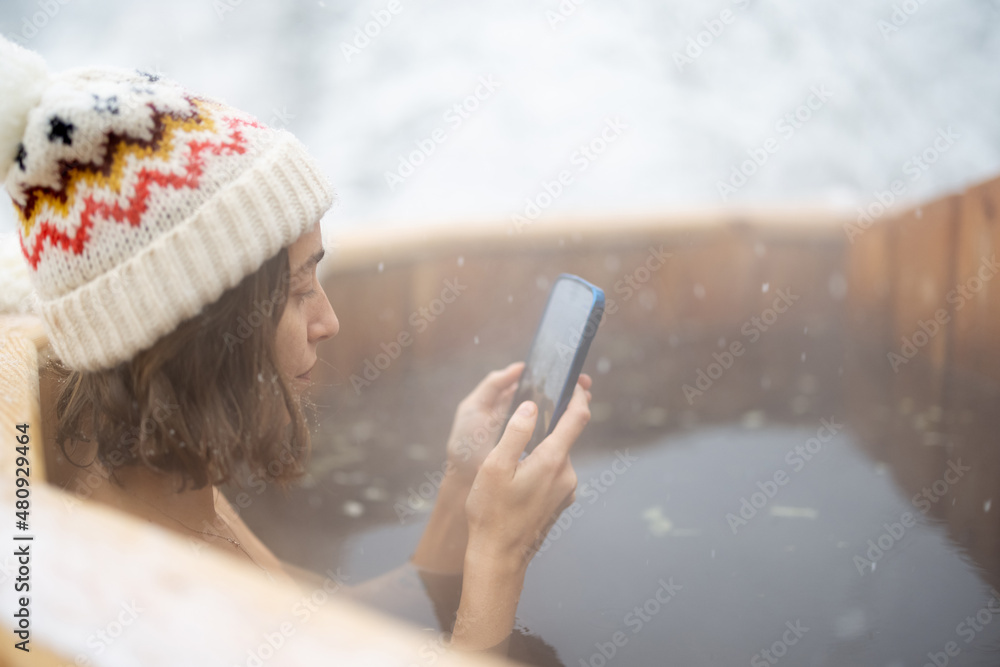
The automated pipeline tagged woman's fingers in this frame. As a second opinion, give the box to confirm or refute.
[467,362,524,409]
[534,382,591,460]
[470,366,585,414]
[498,381,517,400]
[490,400,538,469]
[495,383,518,413]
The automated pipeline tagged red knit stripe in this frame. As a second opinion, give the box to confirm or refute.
[23,116,261,270]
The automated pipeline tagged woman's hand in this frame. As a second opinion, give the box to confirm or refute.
[464,378,591,569]
[445,362,593,488]
[411,362,522,574]
[450,377,592,651]
[412,363,591,577]
[444,362,524,487]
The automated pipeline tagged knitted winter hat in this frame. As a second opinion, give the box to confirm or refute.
[0,38,333,371]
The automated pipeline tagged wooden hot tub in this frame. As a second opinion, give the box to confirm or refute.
[3,174,998,665]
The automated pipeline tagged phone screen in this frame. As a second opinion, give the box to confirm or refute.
[509,277,602,452]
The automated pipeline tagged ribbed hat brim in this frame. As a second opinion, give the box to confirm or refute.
[40,133,333,371]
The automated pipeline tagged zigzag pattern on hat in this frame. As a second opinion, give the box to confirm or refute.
[1,39,333,370]
[17,97,263,270]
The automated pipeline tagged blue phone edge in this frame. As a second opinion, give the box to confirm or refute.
[546,274,605,437]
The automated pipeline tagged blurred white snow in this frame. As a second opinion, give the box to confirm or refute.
[1,0,998,235]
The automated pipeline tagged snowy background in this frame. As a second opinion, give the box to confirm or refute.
[1,0,999,235]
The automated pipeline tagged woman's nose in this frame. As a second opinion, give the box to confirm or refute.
[312,288,339,343]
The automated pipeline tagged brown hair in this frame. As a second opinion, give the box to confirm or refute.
[53,247,311,491]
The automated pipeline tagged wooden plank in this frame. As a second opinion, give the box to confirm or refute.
[887,195,958,381]
[0,316,513,667]
[323,210,846,273]
[318,220,847,430]
[0,480,511,666]
[0,318,45,482]
[318,267,415,393]
[845,213,892,356]
[951,178,1000,380]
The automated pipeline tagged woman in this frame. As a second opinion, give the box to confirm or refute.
[0,37,592,654]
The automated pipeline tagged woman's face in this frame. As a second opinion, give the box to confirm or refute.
[274,222,339,389]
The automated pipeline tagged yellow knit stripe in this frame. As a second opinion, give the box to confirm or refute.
[18,99,217,236]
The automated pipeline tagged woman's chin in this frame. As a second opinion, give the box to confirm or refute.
[291,376,312,398]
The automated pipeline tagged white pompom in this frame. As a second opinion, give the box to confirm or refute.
[0,37,49,184]
[0,232,38,314]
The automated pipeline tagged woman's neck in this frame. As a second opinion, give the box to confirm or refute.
[82,463,291,584]
[91,464,219,534]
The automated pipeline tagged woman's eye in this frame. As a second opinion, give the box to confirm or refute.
[295,274,319,301]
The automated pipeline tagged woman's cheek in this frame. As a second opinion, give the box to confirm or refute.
[273,312,297,377]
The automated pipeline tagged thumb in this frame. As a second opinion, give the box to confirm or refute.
[491,400,538,469]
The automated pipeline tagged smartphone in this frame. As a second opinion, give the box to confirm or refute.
[505,274,605,453]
